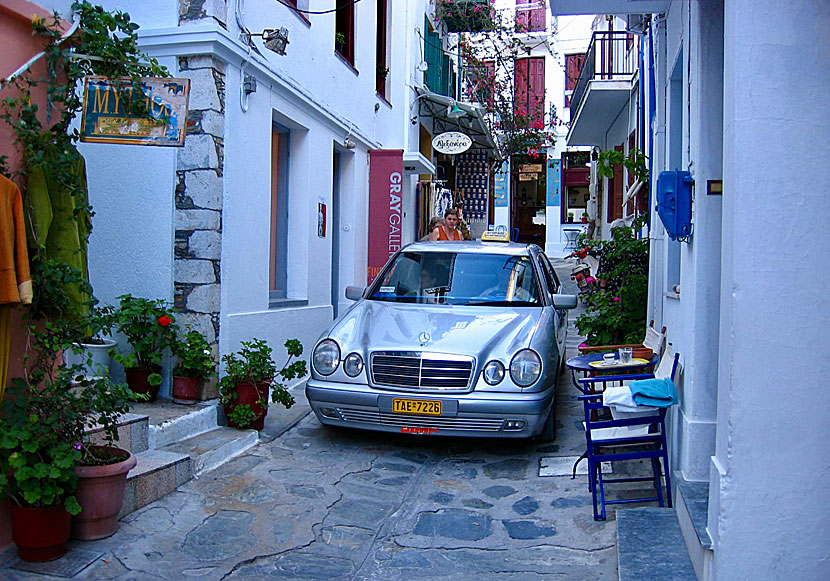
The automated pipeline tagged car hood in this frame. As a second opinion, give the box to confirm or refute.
[325,299,542,359]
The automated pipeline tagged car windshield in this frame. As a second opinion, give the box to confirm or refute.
[367,251,542,306]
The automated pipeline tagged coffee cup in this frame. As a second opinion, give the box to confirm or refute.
[603,353,616,365]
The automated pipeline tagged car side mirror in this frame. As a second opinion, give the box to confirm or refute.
[552,294,578,309]
[345,286,365,301]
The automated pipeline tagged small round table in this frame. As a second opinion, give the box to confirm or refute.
[565,352,659,392]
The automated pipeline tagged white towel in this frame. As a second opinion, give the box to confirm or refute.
[602,385,659,420]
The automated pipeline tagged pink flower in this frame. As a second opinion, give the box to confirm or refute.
[585,276,596,284]
[613,296,621,302]
[578,342,587,349]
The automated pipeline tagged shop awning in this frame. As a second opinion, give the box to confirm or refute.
[413,87,500,159]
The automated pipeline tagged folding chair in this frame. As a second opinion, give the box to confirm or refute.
[577,345,680,521]
[579,320,667,361]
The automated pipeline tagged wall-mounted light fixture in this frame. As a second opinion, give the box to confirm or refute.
[245,27,290,55]
[242,74,257,95]
[447,102,465,118]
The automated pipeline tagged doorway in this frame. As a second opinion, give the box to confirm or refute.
[331,150,342,318]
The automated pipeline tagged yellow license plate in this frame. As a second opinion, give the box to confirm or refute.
[393,398,442,416]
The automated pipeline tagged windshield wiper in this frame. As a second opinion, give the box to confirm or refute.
[464,299,538,306]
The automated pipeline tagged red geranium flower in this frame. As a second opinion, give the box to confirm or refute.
[158,315,172,327]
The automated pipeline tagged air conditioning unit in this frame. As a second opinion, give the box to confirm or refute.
[626,14,649,34]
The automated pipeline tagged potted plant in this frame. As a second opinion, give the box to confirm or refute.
[582,212,589,223]
[335,32,346,52]
[219,338,307,430]
[567,212,574,223]
[63,304,117,378]
[171,329,216,405]
[112,294,178,400]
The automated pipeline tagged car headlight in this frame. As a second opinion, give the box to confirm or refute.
[482,360,505,385]
[313,339,340,376]
[510,349,541,387]
[343,352,364,377]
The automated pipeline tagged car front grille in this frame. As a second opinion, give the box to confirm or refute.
[370,351,474,391]
[336,408,504,431]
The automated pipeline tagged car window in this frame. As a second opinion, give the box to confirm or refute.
[367,251,542,306]
[538,254,560,295]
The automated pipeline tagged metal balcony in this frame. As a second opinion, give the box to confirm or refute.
[567,31,639,146]
[548,0,669,16]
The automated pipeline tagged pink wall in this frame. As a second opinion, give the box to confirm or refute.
[0,0,69,551]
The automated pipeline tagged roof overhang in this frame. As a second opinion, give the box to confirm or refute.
[402,151,436,175]
[549,0,669,16]
[413,86,500,159]
[567,78,633,146]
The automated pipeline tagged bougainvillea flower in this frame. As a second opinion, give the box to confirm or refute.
[579,342,587,348]
[585,276,596,284]
[613,296,621,302]
[158,315,172,327]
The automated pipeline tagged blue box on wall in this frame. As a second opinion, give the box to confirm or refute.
[656,170,694,241]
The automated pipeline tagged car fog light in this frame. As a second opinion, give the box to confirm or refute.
[510,349,541,387]
[503,420,526,430]
[343,353,364,377]
[319,407,340,419]
[313,339,340,376]
[482,360,505,385]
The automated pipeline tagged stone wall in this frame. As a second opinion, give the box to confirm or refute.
[175,55,226,397]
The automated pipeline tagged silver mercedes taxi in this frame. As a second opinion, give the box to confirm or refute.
[305,237,577,440]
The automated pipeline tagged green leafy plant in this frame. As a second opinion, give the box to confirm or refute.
[112,294,178,374]
[597,147,649,182]
[434,0,496,33]
[377,64,390,80]
[226,404,257,429]
[335,32,346,48]
[219,339,307,428]
[576,216,649,345]
[173,330,216,379]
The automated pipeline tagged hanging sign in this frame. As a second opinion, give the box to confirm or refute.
[519,164,543,173]
[432,131,472,155]
[80,76,190,146]
[367,150,404,284]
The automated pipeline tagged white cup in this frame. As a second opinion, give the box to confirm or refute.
[603,353,616,365]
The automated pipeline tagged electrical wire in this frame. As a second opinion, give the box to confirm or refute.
[272,0,362,15]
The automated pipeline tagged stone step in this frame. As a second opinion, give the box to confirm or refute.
[86,412,149,454]
[616,507,697,581]
[119,449,192,518]
[131,399,220,449]
[163,426,259,477]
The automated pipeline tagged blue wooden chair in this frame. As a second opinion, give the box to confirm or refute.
[577,345,680,521]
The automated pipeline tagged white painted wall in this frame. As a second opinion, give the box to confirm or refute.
[711,1,830,578]
[61,0,436,385]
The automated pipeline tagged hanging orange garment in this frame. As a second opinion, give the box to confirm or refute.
[0,174,32,305]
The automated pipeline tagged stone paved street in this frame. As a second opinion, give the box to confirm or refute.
[1,258,633,580]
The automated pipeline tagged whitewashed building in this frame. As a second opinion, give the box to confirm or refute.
[25,0,498,396]
[553,0,830,578]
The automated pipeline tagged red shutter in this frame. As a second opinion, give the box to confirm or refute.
[514,58,529,117]
[608,145,624,221]
[529,5,545,31]
[528,57,545,125]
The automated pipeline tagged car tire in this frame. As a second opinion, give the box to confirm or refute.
[535,403,557,442]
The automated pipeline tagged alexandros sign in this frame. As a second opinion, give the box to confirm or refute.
[432,131,472,154]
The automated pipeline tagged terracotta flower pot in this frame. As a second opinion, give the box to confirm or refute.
[10,504,71,562]
[225,381,270,431]
[172,375,202,405]
[125,365,162,401]
[72,446,137,540]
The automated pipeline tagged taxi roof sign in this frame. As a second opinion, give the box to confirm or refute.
[480,230,511,242]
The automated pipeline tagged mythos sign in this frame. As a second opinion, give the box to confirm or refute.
[432,131,472,155]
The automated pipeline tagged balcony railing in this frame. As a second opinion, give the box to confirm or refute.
[570,31,638,114]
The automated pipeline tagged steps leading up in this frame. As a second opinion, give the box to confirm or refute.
[105,399,260,518]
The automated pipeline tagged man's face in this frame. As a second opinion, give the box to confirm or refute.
[445,214,459,228]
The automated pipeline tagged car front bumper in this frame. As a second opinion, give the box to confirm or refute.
[305,379,554,438]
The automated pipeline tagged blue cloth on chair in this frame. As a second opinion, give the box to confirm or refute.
[628,378,678,407]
